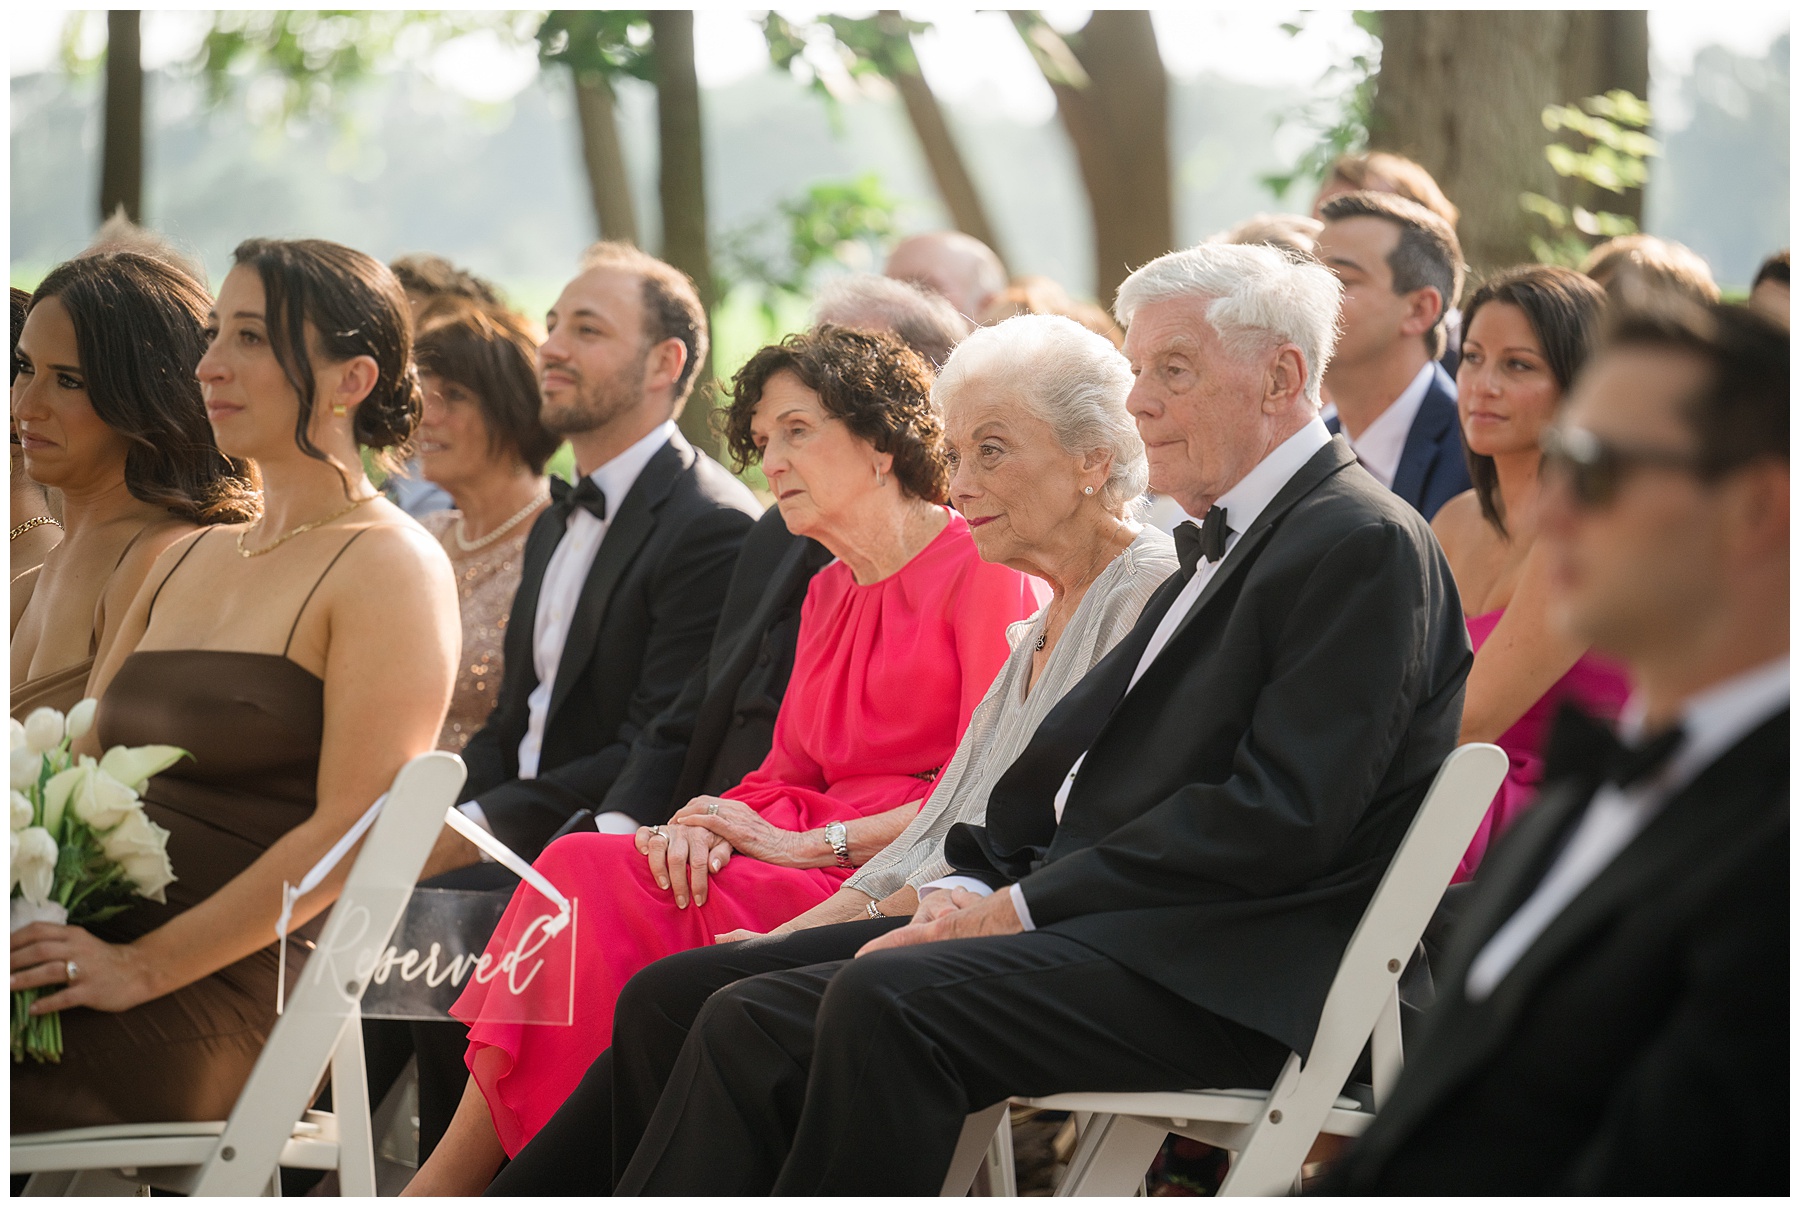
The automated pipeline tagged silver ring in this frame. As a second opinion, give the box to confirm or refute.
[649,826,668,841]
[705,801,720,816]
[64,960,79,984]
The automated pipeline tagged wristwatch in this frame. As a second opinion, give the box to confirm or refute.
[824,821,852,868]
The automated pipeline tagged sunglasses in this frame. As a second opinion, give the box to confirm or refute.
[1539,425,1706,509]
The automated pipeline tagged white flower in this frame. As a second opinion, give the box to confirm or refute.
[22,708,65,756]
[9,718,26,752]
[98,745,187,795]
[10,791,32,832]
[100,809,175,903]
[65,699,98,744]
[13,826,57,905]
[10,896,67,934]
[40,764,87,838]
[70,766,139,832]
[11,747,41,794]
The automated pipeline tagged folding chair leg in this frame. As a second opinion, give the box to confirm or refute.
[942,1102,1010,1196]
[1370,986,1404,1109]
[331,1008,377,1197]
[1055,1114,1168,1197]
[20,1171,78,1196]
[984,1104,1016,1196]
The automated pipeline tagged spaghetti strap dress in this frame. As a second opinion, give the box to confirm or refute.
[11,529,366,1133]
[11,526,156,721]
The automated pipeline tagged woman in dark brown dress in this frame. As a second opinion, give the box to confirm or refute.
[9,239,459,1132]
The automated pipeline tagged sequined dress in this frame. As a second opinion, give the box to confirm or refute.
[421,507,540,752]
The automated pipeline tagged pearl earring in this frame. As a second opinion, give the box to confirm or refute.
[1083,485,1095,496]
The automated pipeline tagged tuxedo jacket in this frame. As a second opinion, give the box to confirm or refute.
[459,432,760,857]
[1327,710,1790,1195]
[945,439,1471,1058]
[597,505,832,825]
[1326,366,1471,521]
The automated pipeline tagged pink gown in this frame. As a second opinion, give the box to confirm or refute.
[450,512,1049,1155]
[1455,608,1631,882]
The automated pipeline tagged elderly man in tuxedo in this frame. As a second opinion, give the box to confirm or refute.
[1327,302,1788,1195]
[483,242,1471,1196]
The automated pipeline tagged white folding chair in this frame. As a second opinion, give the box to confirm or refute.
[946,743,1507,1197]
[13,751,466,1197]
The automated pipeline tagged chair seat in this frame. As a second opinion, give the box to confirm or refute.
[1016,1088,1375,1136]
[11,1110,341,1175]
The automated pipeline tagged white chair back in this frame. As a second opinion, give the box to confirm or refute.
[192,751,466,1195]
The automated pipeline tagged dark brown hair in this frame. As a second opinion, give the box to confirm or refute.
[232,237,423,481]
[11,286,29,385]
[578,241,709,407]
[1460,264,1609,535]
[415,303,560,475]
[1753,249,1789,290]
[1605,300,1788,473]
[1320,190,1466,358]
[722,324,948,503]
[27,253,259,524]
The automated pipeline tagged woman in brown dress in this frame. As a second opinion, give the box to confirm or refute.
[10,254,259,719]
[9,239,459,1132]
[411,302,558,752]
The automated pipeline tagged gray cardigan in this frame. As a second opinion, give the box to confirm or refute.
[846,526,1178,899]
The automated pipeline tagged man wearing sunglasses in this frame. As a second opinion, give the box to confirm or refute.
[1327,300,1788,1194]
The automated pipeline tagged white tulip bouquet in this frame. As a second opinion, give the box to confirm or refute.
[10,699,186,1063]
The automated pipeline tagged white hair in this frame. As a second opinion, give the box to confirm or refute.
[1114,242,1342,406]
[932,313,1147,516]
[810,274,966,369]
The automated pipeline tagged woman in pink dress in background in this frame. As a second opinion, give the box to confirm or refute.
[1431,266,1630,881]
[406,325,1047,1190]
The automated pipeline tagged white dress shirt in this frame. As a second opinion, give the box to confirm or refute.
[456,421,676,844]
[921,419,1337,926]
[1464,655,1789,1002]
[1337,360,1443,490]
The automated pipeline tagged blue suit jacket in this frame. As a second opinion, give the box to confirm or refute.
[1326,364,1471,521]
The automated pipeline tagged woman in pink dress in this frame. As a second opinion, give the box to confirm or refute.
[406,325,1048,1190]
[1430,266,1630,880]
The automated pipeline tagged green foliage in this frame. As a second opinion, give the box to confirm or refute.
[760,12,932,133]
[1260,12,1381,202]
[1521,90,1660,267]
[535,10,653,90]
[715,173,903,330]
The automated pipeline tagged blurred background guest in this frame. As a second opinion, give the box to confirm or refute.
[11,286,62,580]
[10,252,259,719]
[413,303,559,752]
[1581,233,1720,307]
[1430,265,1628,880]
[811,273,965,370]
[1317,191,1471,520]
[11,237,457,1133]
[1747,248,1788,326]
[1312,150,1461,231]
[884,230,1007,328]
[403,324,1046,1192]
[383,253,509,518]
[1211,211,1325,261]
[976,274,1124,348]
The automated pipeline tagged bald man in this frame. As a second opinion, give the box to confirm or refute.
[884,231,1006,327]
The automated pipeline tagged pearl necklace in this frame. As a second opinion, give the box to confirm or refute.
[453,492,548,553]
[236,495,375,558]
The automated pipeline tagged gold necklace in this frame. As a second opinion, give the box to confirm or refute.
[236,495,375,558]
[453,491,548,553]
[10,515,61,541]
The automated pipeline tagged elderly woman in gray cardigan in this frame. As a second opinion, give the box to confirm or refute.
[706,313,1177,938]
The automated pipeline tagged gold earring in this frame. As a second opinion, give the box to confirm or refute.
[332,402,347,418]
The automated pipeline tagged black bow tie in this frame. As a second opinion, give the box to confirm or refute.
[1541,702,1684,790]
[1173,507,1230,581]
[549,476,608,528]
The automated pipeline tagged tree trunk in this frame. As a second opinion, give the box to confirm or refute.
[1370,10,1652,275]
[571,70,638,245]
[876,11,1006,267]
[100,10,143,224]
[647,11,718,456]
[1017,11,1172,306]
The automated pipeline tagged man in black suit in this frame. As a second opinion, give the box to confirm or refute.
[486,242,1471,1195]
[1327,303,1788,1195]
[1317,191,1471,520]
[425,242,760,868]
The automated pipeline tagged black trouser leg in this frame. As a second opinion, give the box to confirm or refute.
[490,917,904,1196]
[619,931,1291,1196]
